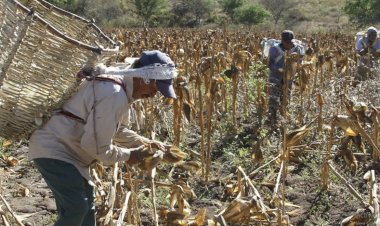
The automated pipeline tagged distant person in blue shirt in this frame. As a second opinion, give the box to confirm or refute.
[355,27,380,79]
[356,26,380,57]
[267,30,304,125]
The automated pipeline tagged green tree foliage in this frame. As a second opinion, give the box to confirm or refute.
[234,4,271,26]
[344,0,380,25]
[170,0,216,27]
[219,0,244,20]
[45,0,275,28]
[131,0,170,26]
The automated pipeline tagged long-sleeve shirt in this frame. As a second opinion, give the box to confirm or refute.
[268,42,304,84]
[28,74,149,180]
[356,37,380,53]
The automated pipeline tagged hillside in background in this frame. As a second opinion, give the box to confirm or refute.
[251,0,350,32]
[287,0,348,30]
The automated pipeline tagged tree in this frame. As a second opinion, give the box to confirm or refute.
[170,0,215,27]
[219,0,244,20]
[82,0,124,25]
[260,0,292,25]
[234,4,270,27]
[188,0,215,25]
[344,0,380,25]
[130,0,170,26]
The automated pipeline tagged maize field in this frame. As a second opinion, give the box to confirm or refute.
[1,25,380,226]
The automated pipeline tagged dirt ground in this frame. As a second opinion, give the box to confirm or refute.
[0,134,368,226]
[0,146,57,226]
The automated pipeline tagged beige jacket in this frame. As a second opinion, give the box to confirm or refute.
[29,75,149,180]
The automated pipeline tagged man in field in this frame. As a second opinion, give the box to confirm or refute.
[267,30,304,126]
[28,50,176,226]
[356,26,380,57]
[355,27,380,80]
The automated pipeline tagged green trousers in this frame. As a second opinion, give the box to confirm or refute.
[34,158,96,226]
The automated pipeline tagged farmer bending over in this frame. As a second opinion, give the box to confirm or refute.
[28,50,177,226]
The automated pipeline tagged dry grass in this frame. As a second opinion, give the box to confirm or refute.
[252,0,350,32]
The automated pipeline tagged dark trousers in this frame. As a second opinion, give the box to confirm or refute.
[268,81,292,121]
[34,158,96,226]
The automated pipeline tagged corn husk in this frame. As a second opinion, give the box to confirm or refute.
[163,146,188,163]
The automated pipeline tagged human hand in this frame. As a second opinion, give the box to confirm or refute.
[137,147,164,171]
[147,142,187,164]
[288,52,301,62]
[149,140,171,152]
[128,143,164,171]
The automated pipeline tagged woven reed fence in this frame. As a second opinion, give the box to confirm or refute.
[0,0,118,140]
